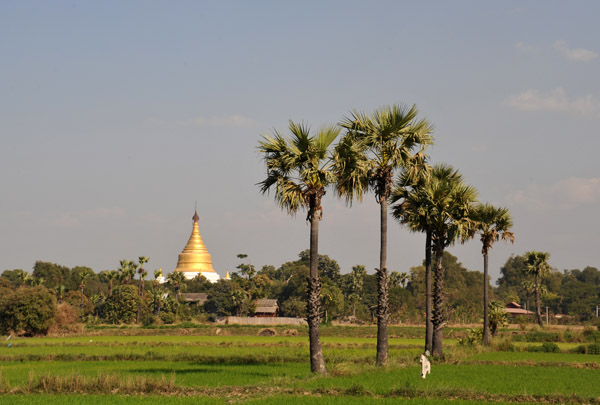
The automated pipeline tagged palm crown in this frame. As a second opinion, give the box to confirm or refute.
[336,104,434,202]
[470,203,514,254]
[258,121,340,220]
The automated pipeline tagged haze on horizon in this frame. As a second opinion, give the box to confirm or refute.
[1,1,599,283]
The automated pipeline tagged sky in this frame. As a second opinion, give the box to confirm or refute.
[1,1,599,284]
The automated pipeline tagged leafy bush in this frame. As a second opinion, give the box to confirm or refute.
[0,286,57,336]
[160,312,176,324]
[526,342,559,353]
[587,343,600,354]
[458,328,483,346]
[582,327,600,342]
[488,301,508,336]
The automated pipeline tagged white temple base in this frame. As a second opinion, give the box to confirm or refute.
[182,271,220,283]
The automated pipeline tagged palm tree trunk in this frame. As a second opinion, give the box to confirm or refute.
[376,196,389,366]
[137,278,142,324]
[80,285,84,309]
[425,230,433,352]
[535,273,543,326]
[432,245,445,357]
[483,250,490,345]
[307,210,326,374]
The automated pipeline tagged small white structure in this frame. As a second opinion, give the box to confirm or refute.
[420,351,431,379]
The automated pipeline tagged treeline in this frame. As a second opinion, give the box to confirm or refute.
[2,251,596,336]
[496,255,600,322]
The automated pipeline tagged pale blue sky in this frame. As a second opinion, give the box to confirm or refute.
[1,1,599,282]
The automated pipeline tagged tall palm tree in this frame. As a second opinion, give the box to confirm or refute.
[153,268,163,316]
[524,251,551,327]
[335,104,433,366]
[137,256,149,323]
[395,164,477,356]
[390,161,443,353]
[258,121,340,374]
[470,204,514,345]
[79,272,90,309]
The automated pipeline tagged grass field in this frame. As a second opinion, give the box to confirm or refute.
[1,324,600,404]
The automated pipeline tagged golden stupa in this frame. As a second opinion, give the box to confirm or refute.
[173,209,220,283]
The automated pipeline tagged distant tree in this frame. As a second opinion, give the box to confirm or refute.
[321,280,344,323]
[32,261,70,290]
[470,203,514,345]
[279,296,306,318]
[104,285,139,324]
[1,269,30,287]
[298,250,341,284]
[118,260,136,285]
[236,254,256,281]
[344,265,366,318]
[136,256,149,324]
[167,271,186,300]
[524,251,552,327]
[204,280,241,317]
[0,286,57,336]
[258,121,340,374]
[152,269,163,316]
[99,270,119,297]
[79,272,90,310]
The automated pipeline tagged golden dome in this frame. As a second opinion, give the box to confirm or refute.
[174,210,217,276]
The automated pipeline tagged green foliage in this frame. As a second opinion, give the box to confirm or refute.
[279,296,306,318]
[488,301,508,336]
[103,285,139,324]
[33,261,71,290]
[0,286,57,336]
[1,269,30,287]
[527,342,560,353]
[160,312,176,324]
[458,328,483,346]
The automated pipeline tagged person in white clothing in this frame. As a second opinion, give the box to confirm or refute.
[420,350,431,378]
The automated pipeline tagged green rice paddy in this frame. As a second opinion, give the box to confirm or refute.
[1,325,599,404]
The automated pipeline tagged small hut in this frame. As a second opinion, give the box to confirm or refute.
[504,302,533,317]
[254,299,278,317]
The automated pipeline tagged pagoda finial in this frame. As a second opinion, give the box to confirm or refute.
[193,201,199,222]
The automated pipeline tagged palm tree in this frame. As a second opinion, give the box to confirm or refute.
[390,161,441,353]
[524,251,551,327]
[470,204,514,345]
[335,103,433,366]
[348,265,366,318]
[136,256,149,323]
[104,270,118,297]
[79,272,90,310]
[258,121,340,374]
[153,268,163,316]
[167,271,186,301]
[395,164,477,356]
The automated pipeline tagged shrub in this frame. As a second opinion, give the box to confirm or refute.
[588,343,600,355]
[48,303,83,335]
[0,286,57,336]
[141,313,160,327]
[526,342,559,353]
[458,328,483,346]
[542,342,560,353]
[160,312,176,324]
